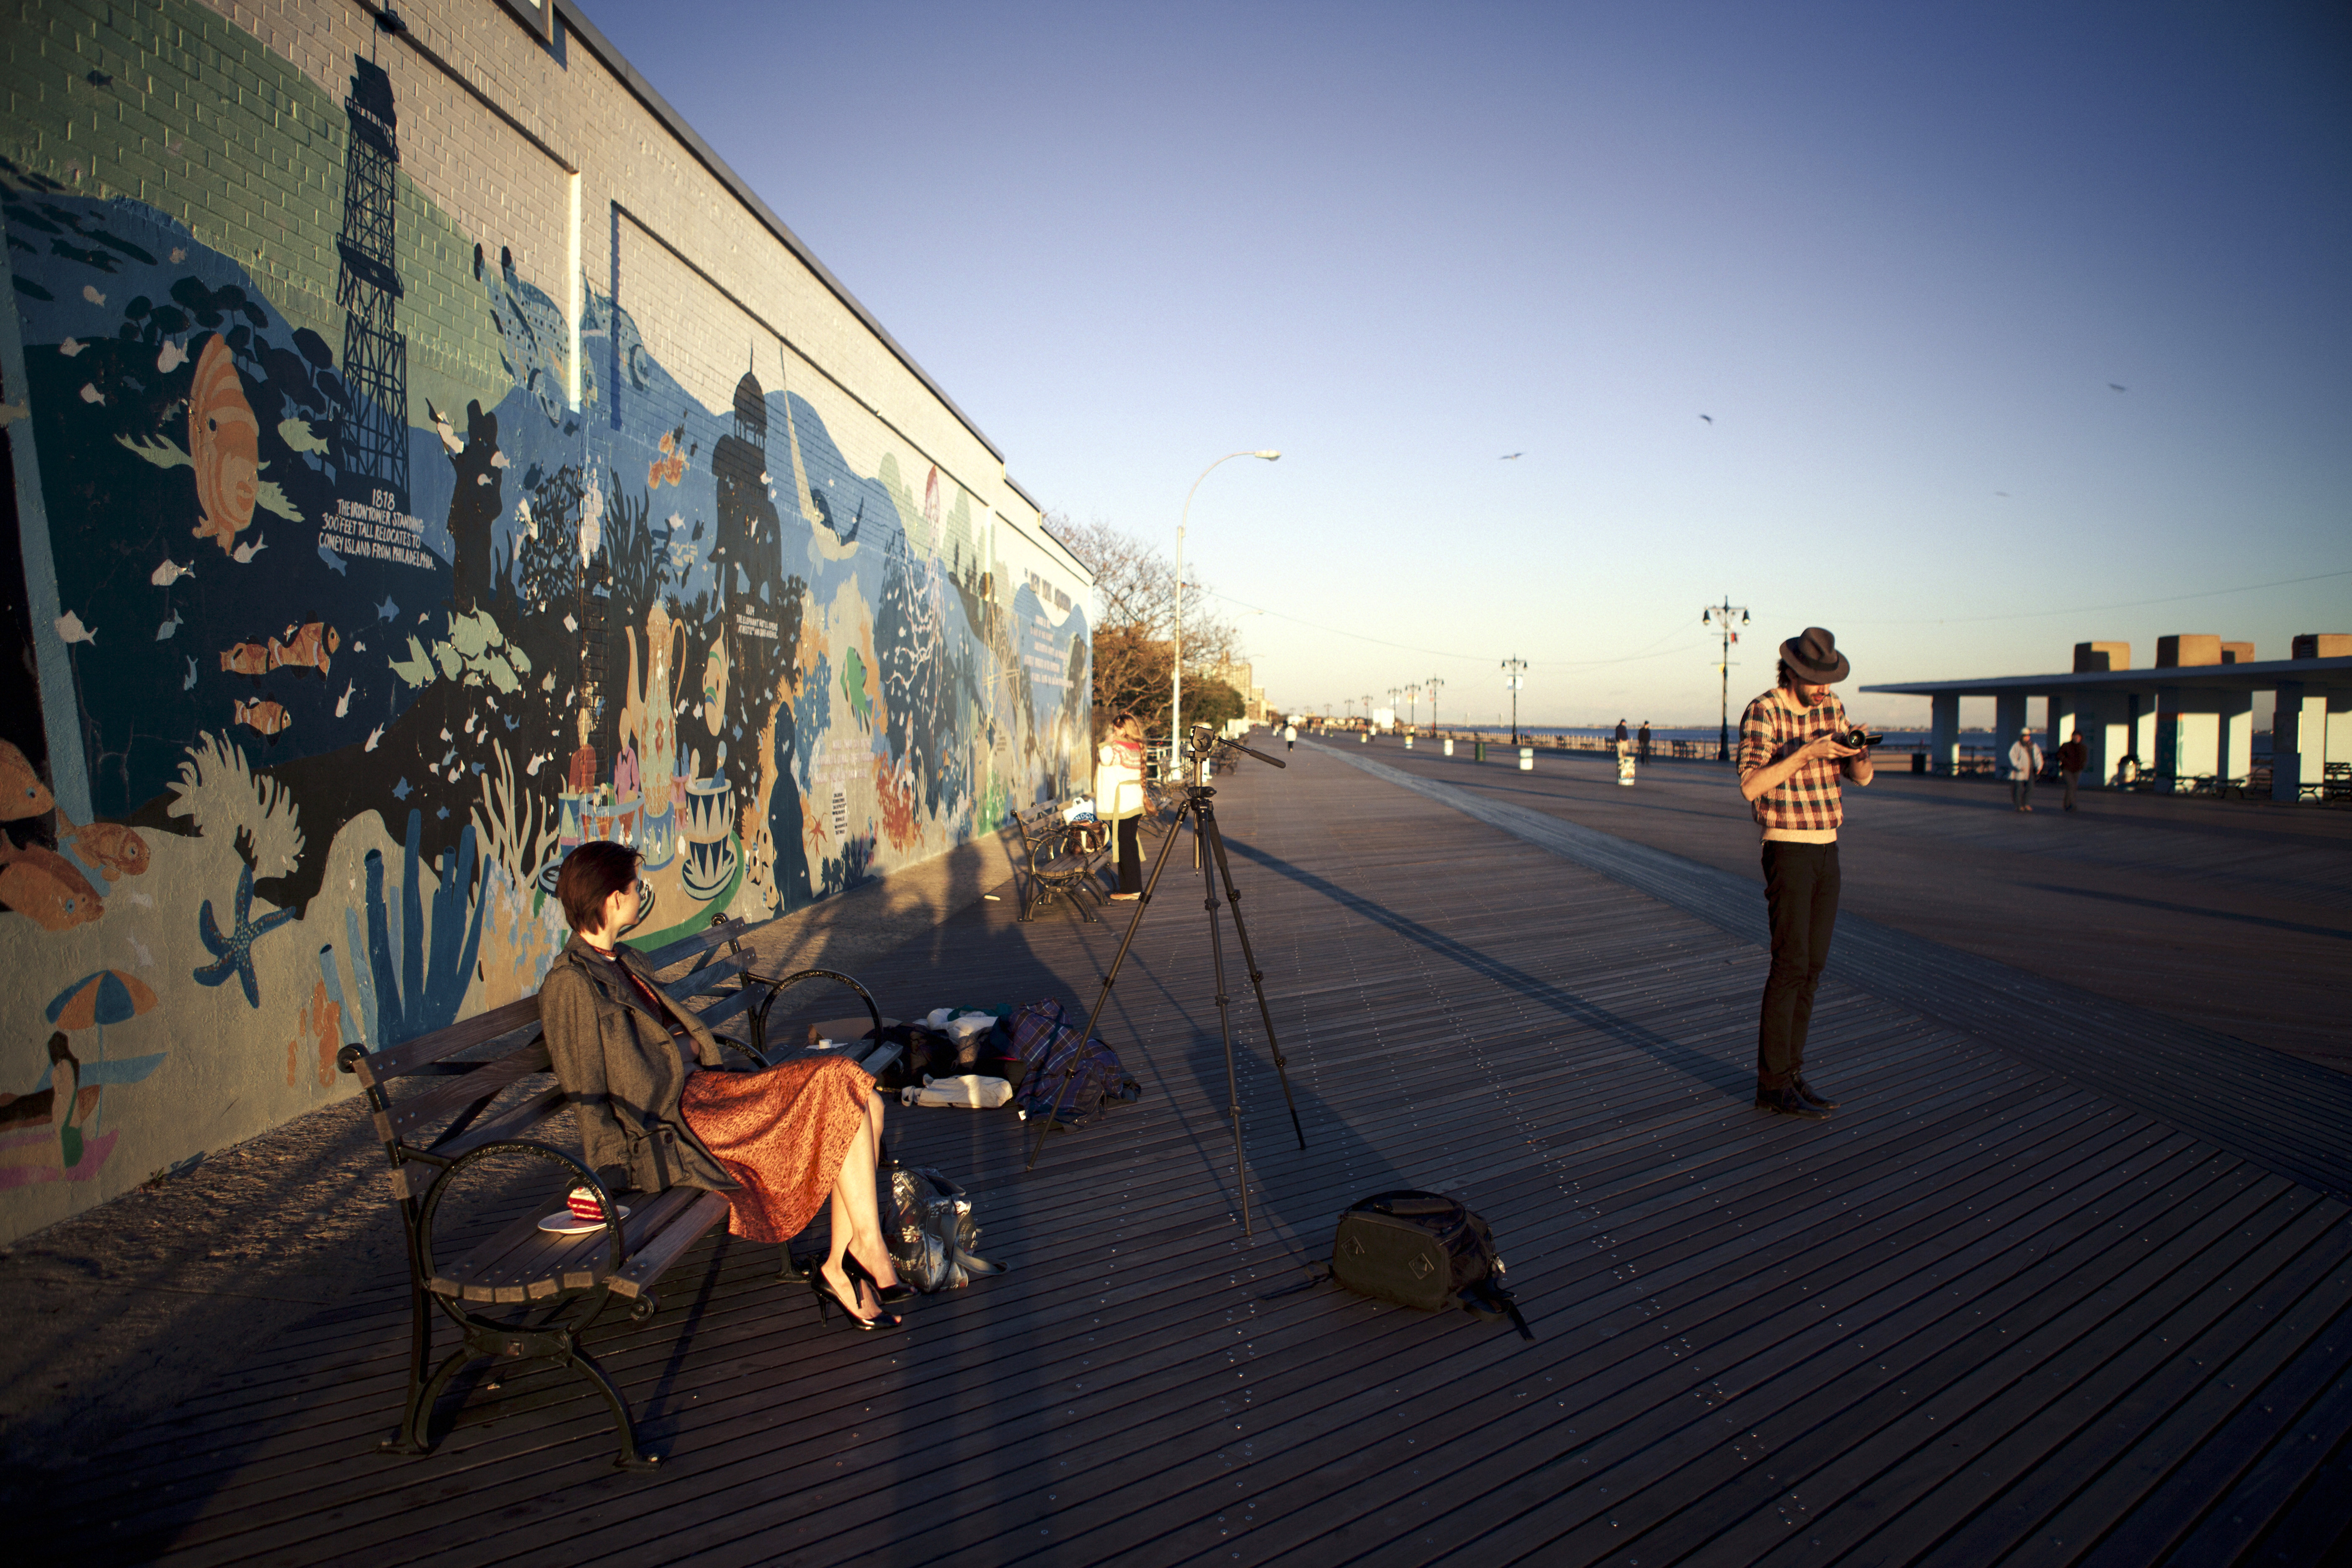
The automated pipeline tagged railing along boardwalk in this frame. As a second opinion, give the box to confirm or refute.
[23,746,2352,1567]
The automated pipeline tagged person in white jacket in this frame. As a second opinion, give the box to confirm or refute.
[2008,727,2044,812]
[1096,714,1148,899]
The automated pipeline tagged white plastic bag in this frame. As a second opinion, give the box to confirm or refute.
[899,1073,1014,1109]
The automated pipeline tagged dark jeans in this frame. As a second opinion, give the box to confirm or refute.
[2012,778,2034,809]
[1116,816,1142,892]
[2061,770,2079,810]
[1758,840,1840,1091]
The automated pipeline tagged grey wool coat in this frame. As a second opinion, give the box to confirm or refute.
[539,934,740,1196]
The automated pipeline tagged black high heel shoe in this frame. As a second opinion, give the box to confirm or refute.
[809,1261,900,1331]
[845,1249,915,1306]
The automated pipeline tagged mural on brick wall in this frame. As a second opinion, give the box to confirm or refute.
[0,43,1085,1236]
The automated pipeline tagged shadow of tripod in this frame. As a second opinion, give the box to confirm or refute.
[1025,727,1307,1235]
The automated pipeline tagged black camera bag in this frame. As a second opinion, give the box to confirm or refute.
[1320,1190,1532,1340]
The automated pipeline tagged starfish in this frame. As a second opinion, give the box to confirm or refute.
[193,862,296,1008]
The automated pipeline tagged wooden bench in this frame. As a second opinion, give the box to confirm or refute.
[338,916,897,1470]
[1011,802,1109,923]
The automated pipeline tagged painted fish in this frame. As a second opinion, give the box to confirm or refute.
[54,611,96,645]
[182,656,198,691]
[187,335,260,554]
[59,812,149,881]
[234,698,291,736]
[268,621,338,676]
[150,558,195,587]
[0,844,104,930]
[232,534,268,564]
[155,609,183,641]
[220,640,273,677]
[156,338,188,374]
[0,739,55,820]
[335,680,354,718]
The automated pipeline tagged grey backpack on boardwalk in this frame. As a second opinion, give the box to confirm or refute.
[1307,1189,1534,1341]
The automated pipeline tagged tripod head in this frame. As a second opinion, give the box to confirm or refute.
[1190,722,1288,771]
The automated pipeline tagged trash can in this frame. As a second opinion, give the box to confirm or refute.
[1359,730,1369,744]
[1910,751,1926,774]
[1519,746,1534,772]
[1443,737,1455,757]
[1473,740,1485,763]
[1404,734,1413,749]
[1617,753,1637,787]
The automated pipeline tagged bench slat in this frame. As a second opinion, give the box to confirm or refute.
[382,1038,551,1141]
[611,1190,733,1297]
[430,1185,715,1302]
[661,948,758,999]
[355,995,542,1085]
[634,917,754,973]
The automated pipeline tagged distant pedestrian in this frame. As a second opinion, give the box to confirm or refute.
[1096,714,1147,900]
[1637,720,1652,760]
[1737,627,1871,1121]
[2058,730,2087,812]
[1283,722,1297,753]
[2008,727,2044,812]
[1614,718,1629,747]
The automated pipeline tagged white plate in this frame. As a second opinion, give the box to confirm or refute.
[538,1204,630,1235]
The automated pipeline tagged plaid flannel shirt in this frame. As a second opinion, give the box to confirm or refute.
[1738,687,1849,836]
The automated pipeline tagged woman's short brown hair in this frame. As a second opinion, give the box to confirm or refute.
[557,841,639,933]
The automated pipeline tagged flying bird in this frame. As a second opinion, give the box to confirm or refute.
[1699,415,1713,424]
[1499,453,1522,461]
[2109,384,2127,392]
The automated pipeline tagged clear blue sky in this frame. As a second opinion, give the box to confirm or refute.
[578,0,2349,728]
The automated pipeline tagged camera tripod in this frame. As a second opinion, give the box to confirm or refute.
[1024,727,1306,1236]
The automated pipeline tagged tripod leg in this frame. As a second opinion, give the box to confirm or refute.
[1200,806,1308,1152]
[1024,800,1190,1172]
[1197,797,1251,1238]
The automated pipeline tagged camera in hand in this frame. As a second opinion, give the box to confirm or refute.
[1840,728,1884,749]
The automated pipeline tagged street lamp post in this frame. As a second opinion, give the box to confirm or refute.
[1405,683,1421,734]
[1501,656,1528,745]
[1426,674,1444,739]
[1173,449,1280,772]
[1701,596,1751,761]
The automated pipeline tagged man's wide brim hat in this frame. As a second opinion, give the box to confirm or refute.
[1781,626,1851,684]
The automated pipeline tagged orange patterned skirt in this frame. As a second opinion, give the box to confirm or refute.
[678,1056,874,1243]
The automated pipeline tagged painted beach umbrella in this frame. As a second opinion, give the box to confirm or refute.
[44,969,157,1139]
[45,969,158,1031]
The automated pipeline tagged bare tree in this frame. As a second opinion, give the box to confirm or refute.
[1056,514,1240,738]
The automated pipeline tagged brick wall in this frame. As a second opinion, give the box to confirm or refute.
[0,0,1086,1241]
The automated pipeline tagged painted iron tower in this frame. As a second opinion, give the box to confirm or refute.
[335,58,408,501]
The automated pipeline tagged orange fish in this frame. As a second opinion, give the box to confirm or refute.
[187,335,259,554]
[235,698,292,736]
[0,739,53,821]
[0,843,104,930]
[267,621,339,676]
[59,813,150,881]
[221,640,274,676]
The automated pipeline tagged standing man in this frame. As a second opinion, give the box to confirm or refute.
[1283,721,1297,753]
[1614,718,1630,752]
[2058,729,2087,812]
[1637,720,1652,761]
[2008,726,2044,812]
[1738,627,1872,1120]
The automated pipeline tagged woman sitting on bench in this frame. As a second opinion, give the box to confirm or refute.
[540,841,908,1331]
